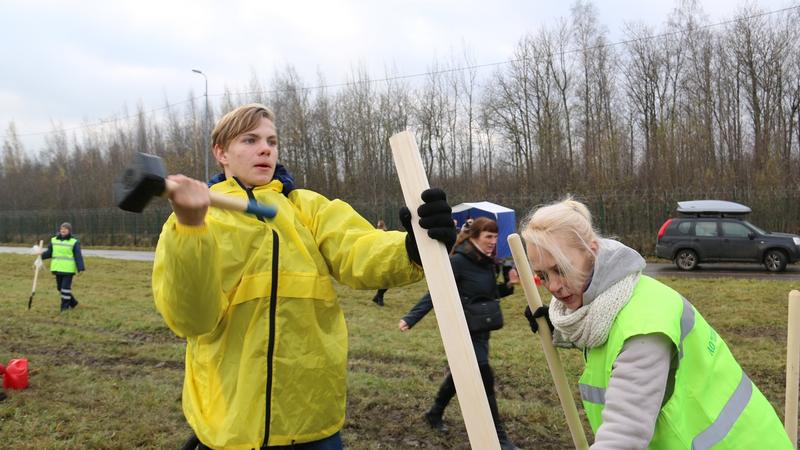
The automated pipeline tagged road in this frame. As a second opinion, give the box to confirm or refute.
[644,262,800,280]
[2,246,799,280]
[0,246,155,262]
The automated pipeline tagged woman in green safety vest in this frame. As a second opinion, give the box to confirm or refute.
[521,196,792,449]
[40,222,85,312]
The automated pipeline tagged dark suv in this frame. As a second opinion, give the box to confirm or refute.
[655,200,800,272]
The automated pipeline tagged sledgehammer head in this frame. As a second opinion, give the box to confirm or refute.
[114,153,169,212]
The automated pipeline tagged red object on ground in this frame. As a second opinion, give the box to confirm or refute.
[3,358,29,389]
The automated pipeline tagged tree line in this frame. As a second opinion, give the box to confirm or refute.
[2,1,799,252]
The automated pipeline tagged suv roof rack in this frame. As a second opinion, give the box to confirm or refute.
[676,200,751,217]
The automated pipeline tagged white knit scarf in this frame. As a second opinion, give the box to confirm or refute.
[549,272,640,349]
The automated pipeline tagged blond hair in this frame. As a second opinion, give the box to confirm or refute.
[212,103,276,152]
[521,196,599,288]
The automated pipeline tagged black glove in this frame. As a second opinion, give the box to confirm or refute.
[400,188,457,265]
[524,305,553,334]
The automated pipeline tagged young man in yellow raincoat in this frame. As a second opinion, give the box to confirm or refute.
[152,103,455,450]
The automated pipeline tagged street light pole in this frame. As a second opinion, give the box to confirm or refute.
[192,69,210,181]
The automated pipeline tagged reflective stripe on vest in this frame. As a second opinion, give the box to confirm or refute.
[577,276,791,449]
[51,237,77,273]
[691,371,752,450]
[579,383,605,405]
[678,296,694,360]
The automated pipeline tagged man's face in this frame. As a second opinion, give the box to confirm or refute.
[59,226,70,237]
[214,117,278,187]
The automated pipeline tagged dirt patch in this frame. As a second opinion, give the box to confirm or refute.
[9,344,184,374]
[123,328,182,344]
[17,317,181,345]
[747,366,787,392]
[719,324,786,342]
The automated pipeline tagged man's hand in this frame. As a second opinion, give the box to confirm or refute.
[166,175,210,226]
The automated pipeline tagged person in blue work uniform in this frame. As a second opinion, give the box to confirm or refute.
[153,103,457,450]
[40,222,85,312]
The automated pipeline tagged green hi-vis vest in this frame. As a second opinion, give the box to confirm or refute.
[579,276,792,449]
[51,237,78,273]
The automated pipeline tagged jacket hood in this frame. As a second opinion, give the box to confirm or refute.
[207,163,295,196]
[582,238,646,307]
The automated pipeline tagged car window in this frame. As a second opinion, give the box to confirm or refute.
[742,220,766,235]
[695,221,718,237]
[721,222,750,238]
[677,221,691,235]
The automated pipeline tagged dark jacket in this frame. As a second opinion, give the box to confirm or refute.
[401,240,514,364]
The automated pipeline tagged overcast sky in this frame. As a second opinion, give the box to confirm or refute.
[0,0,795,152]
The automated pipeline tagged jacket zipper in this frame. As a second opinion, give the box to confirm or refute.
[263,230,279,447]
[240,183,277,448]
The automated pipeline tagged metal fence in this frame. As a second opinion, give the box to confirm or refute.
[0,207,172,247]
[2,188,798,256]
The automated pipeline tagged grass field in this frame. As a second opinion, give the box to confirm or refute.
[0,253,798,449]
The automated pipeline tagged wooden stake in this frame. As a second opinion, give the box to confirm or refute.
[508,233,589,450]
[786,289,800,448]
[390,131,500,450]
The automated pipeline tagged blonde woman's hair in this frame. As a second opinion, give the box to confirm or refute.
[212,103,276,152]
[521,196,600,289]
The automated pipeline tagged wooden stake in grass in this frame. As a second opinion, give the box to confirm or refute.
[389,130,500,450]
[508,233,589,450]
[785,289,800,448]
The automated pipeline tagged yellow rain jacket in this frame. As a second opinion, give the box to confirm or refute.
[153,177,423,449]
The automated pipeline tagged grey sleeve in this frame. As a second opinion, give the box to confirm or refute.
[590,333,673,450]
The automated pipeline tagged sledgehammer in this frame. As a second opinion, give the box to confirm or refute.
[114,153,277,218]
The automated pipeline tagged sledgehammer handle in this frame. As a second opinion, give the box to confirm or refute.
[508,234,589,450]
[164,179,277,218]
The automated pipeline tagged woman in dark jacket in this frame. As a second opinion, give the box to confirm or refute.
[398,217,521,450]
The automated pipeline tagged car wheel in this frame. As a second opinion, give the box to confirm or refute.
[764,249,788,272]
[674,249,698,271]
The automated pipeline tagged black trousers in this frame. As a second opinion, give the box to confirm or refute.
[54,272,77,310]
[429,363,505,434]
